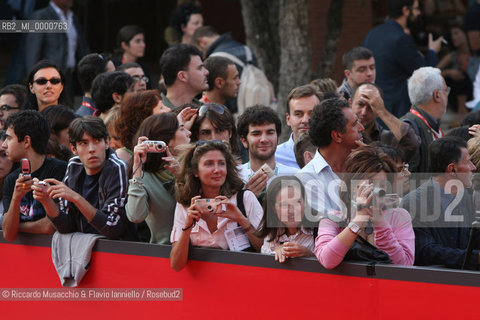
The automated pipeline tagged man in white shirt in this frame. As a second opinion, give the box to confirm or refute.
[297,98,365,215]
[237,105,298,198]
[275,85,322,169]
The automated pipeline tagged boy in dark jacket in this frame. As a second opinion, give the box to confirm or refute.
[33,116,137,241]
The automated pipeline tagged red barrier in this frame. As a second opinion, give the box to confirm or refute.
[1,235,480,320]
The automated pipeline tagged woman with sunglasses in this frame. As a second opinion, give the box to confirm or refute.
[126,112,190,244]
[26,60,67,111]
[170,140,264,271]
[316,146,414,269]
[190,103,239,155]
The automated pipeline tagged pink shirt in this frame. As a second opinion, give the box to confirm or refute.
[315,208,415,269]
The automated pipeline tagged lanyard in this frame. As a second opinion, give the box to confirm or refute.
[409,108,444,140]
[81,100,96,112]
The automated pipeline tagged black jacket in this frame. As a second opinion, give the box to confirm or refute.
[50,149,137,241]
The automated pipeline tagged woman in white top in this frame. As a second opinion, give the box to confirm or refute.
[170,140,264,271]
[256,176,315,263]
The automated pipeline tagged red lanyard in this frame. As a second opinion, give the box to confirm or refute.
[81,100,96,112]
[410,108,444,140]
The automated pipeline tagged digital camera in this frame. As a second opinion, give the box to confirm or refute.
[194,198,225,215]
[142,140,167,153]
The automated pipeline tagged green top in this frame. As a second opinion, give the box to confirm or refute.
[126,170,176,244]
[160,92,202,110]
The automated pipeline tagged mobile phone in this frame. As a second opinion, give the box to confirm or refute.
[20,158,31,179]
[142,140,167,153]
[194,198,226,215]
[33,180,48,191]
[255,163,274,179]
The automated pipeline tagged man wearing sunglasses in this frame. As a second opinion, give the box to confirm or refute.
[0,85,28,130]
[159,44,208,110]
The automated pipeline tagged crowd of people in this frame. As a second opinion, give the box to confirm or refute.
[2,0,480,273]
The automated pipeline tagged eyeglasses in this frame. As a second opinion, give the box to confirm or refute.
[445,86,451,95]
[198,104,225,117]
[33,78,62,85]
[132,75,149,83]
[0,104,20,112]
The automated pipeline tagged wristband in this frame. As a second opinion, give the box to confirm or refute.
[182,221,196,231]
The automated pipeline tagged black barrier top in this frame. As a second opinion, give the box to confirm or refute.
[2,233,480,288]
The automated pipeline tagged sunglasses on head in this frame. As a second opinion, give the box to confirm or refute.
[33,78,62,85]
[198,104,225,117]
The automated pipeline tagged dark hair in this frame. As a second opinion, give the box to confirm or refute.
[388,0,414,19]
[175,140,243,206]
[445,125,474,143]
[256,175,314,241]
[294,132,316,168]
[159,44,203,87]
[237,104,282,139]
[116,62,142,72]
[192,25,219,45]
[40,104,78,136]
[77,53,111,93]
[170,3,202,36]
[286,84,323,114]
[204,56,234,91]
[91,71,134,113]
[26,60,68,110]
[69,116,109,146]
[0,84,28,110]
[116,25,144,54]
[190,103,239,154]
[4,110,50,155]
[429,136,467,173]
[116,90,159,151]
[342,47,374,70]
[309,98,349,148]
[45,138,73,162]
[128,112,179,177]
[370,141,405,163]
[461,110,480,127]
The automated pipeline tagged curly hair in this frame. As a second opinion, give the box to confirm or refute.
[115,90,159,151]
[309,98,349,148]
[175,140,243,206]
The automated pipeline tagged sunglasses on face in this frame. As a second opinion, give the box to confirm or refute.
[198,104,226,117]
[33,78,62,85]
[0,104,20,112]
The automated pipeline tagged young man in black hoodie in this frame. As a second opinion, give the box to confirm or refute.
[33,116,137,241]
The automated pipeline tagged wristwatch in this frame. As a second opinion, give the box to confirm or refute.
[347,222,361,234]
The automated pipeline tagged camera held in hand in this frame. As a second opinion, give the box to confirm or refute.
[142,140,167,153]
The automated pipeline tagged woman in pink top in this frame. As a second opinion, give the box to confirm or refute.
[315,146,415,269]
